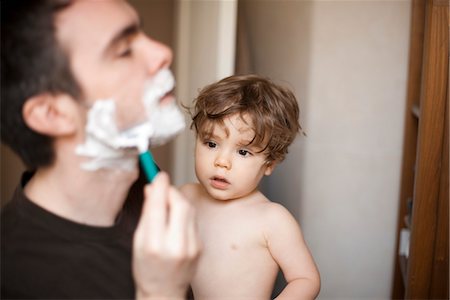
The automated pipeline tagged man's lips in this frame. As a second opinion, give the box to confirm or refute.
[210,176,230,189]
[159,90,175,106]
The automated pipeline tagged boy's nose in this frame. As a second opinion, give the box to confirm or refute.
[214,153,231,170]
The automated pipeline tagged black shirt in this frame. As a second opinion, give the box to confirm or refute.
[1,172,145,299]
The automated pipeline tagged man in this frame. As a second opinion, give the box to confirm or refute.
[1,0,200,299]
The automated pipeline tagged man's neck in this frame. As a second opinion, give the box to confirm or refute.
[24,160,139,227]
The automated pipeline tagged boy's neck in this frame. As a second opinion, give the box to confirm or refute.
[201,186,264,207]
[24,157,139,227]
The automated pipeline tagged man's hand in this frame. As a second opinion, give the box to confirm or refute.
[133,172,201,300]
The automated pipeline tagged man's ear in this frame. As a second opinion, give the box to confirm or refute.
[22,93,78,136]
[264,160,278,176]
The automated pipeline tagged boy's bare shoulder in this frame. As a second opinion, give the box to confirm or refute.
[259,200,293,219]
[257,200,301,233]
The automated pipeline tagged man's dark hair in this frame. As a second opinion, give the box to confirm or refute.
[1,0,81,169]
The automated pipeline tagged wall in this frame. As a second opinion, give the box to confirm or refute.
[240,0,411,298]
[1,144,24,205]
[172,0,237,186]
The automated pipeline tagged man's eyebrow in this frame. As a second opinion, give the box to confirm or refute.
[105,21,141,54]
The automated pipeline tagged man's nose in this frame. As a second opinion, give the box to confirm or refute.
[214,151,232,170]
[141,36,173,75]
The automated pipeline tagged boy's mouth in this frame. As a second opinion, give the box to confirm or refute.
[210,176,230,189]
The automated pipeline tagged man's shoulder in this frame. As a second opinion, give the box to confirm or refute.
[1,201,18,236]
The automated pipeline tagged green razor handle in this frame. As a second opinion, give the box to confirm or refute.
[139,150,159,182]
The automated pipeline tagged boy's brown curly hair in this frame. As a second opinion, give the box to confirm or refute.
[188,74,303,163]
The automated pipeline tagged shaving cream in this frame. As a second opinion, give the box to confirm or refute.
[76,69,185,171]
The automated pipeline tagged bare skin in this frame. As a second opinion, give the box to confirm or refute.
[181,183,319,300]
[181,114,320,300]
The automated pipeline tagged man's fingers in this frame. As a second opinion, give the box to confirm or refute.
[165,187,201,262]
[136,172,170,247]
[166,187,190,254]
[135,175,200,265]
[187,205,201,259]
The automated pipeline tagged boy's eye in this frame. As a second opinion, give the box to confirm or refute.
[238,149,251,157]
[205,141,217,149]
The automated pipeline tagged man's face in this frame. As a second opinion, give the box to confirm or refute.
[55,0,172,130]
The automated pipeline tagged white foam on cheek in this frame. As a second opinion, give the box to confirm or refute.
[75,69,185,172]
[141,69,185,147]
[75,99,140,171]
[143,69,174,107]
[147,101,185,146]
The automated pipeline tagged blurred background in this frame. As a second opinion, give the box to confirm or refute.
[1,0,412,299]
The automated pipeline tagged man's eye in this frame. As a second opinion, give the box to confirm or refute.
[118,48,132,58]
[238,149,251,157]
[205,141,217,149]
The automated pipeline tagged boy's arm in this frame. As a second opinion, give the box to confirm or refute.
[265,203,320,300]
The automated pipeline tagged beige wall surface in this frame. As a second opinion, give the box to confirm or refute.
[172,0,237,185]
[1,144,24,205]
[240,0,411,298]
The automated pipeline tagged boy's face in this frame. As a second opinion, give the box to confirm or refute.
[56,0,173,132]
[194,114,275,201]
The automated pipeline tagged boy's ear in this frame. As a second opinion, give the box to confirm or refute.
[264,161,278,176]
[22,93,78,136]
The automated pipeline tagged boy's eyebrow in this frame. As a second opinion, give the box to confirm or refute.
[204,132,222,140]
[239,138,263,151]
[239,139,253,146]
[202,130,227,142]
[104,21,141,55]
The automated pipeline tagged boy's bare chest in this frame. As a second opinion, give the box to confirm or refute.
[198,206,264,249]
[192,205,279,297]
